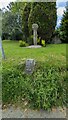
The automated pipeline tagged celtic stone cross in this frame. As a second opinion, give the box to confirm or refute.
[32,23,38,45]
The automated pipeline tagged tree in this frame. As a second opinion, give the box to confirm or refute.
[60,2,68,43]
[22,3,31,42]
[2,2,57,44]
[28,2,57,43]
[2,11,23,40]
[21,2,57,44]
[2,2,25,40]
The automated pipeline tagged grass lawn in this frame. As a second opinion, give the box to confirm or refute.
[2,40,66,62]
[2,40,67,110]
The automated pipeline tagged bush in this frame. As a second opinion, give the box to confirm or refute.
[19,40,29,47]
[2,60,66,110]
[37,37,41,45]
[41,40,46,47]
[27,35,33,45]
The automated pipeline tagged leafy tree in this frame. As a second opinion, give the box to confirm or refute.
[20,2,57,44]
[60,2,68,43]
[28,2,57,43]
[2,2,25,40]
[2,11,23,40]
[22,3,31,42]
[7,2,25,15]
[2,2,57,43]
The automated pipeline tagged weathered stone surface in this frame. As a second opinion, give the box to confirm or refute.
[32,23,38,30]
[51,35,62,44]
[25,59,35,74]
[27,45,41,48]
[32,23,38,45]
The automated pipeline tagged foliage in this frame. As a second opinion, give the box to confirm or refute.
[2,60,66,110]
[37,37,41,45]
[2,41,67,110]
[7,2,25,14]
[27,35,33,45]
[41,40,46,47]
[28,2,57,43]
[2,40,66,61]
[2,11,23,40]
[2,2,26,40]
[59,2,68,43]
[22,3,31,42]
[2,2,57,44]
[19,40,28,47]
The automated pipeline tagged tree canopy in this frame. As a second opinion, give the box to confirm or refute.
[28,2,57,43]
[59,2,68,43]
[2,2,57,44]
[2,2,25,40]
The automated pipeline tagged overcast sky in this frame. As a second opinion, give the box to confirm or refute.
[0,0,67,27]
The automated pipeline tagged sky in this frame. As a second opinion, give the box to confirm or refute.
[0,0,67,27]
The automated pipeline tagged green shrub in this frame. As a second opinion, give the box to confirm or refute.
[37,37,40,45]
[27,35,33,45]
[2,60,66,110]
[41,40,46,47]
[19,40,28,47]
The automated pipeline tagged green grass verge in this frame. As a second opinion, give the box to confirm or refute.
[2,40,67,110]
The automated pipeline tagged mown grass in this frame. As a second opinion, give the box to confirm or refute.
[2,40,67,110]
[2,40,66,71]
[2,40,66,62]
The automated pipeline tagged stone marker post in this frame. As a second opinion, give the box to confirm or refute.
[25,59,35,74]
[32,23,38,45]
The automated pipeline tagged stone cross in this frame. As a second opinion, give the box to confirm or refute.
[32,23,38,45]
